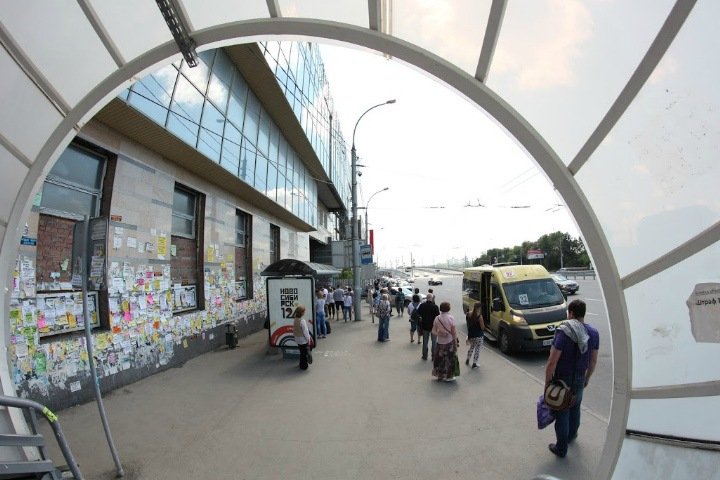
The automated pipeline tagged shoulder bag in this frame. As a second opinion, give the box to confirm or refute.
[544,339,579,411]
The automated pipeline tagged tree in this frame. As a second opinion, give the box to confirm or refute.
[471,232,589,271]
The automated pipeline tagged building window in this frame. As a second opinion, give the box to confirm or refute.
[269,224,280,264]
[171,184,204,313]
[33,139,114,337]
[39,142,106,221]
[235,210,252,300]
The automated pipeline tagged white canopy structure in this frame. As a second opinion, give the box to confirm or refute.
[1,1,718,478]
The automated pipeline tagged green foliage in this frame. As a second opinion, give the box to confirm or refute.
[339,268,353,280]
[472,231,590,271]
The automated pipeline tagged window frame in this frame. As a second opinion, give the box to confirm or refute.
[171,183,205,314]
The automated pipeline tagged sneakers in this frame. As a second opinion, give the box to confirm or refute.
[472,363,479,369]
[443,377,456,382]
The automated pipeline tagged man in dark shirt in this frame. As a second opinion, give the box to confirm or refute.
[544,299,600,458]
[417,294,440,361]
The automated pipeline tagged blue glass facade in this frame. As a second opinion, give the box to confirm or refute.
[121,44,350,228]
[260,42,350,208]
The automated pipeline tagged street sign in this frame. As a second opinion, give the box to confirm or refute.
[360,243,373,265]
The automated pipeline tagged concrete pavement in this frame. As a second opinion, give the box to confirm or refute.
[39,304,608,479]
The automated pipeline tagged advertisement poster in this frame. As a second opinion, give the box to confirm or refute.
[687,283,720,343]
[266,277,314,348]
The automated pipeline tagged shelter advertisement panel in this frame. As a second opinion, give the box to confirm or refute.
[266,276,315,348]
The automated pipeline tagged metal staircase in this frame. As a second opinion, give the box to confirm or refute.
[0,395,83,479]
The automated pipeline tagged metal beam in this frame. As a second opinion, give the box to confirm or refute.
[475,0,507,83]
[0,23,70,115]
[368,0,381,31]
[76,0,126,67]
[568,0,697,175]
[622,220,720,289]
[632,380,720,400]
[155,0,198,67]
[266,0,281,18]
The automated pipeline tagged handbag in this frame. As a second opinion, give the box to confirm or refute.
[544,379,576,411]
[544,328,581,411]
[536,394,555,429]
[453,354,460,377]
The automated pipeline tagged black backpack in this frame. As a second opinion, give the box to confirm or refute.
[410,303,421,321]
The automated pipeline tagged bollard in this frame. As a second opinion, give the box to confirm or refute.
[225,322,238,349]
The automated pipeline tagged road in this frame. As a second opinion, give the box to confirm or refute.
[408,268,613,420]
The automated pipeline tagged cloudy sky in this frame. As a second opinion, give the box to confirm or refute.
[318,44,579,267]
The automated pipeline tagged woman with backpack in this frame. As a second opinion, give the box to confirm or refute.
[407,294,422,343]
[465,302,485,369]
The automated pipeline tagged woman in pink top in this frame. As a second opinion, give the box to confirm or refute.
[431,301,458,382]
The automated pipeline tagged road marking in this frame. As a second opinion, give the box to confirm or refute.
[584,298,604,302]
[586,312,599,316]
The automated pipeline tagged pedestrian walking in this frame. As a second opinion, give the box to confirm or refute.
[376,293,392,342]
[544,299,600,458]
[431,301,458,381]
[407,294,422,343]
[417,294,440,361]
[292,306,313,370]
[395,287,406,317]
[343,287,354,321]
[465,302,485,368]
[315,290,327,338]
[332,286,345,320]
[325,287,334,318]
[369,290,378,323]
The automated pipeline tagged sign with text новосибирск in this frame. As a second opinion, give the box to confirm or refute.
[266,277,315,348]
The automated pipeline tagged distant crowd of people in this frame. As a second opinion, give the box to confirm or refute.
[292,281,600,461]
[366,281,481,382]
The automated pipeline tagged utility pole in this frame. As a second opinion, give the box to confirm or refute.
[350,99,395,321]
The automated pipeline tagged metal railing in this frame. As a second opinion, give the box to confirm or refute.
[557,268,597,279]
[0,395,83,479]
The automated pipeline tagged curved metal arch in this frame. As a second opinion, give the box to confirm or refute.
[0,18,629,480]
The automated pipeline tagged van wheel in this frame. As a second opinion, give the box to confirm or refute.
[499,329,512,355]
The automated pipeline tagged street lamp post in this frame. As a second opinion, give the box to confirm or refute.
[351,99,396,321]
[362,187,390,246]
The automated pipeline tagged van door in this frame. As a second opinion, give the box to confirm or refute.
[488,282,506,339]
[480,272,492,329]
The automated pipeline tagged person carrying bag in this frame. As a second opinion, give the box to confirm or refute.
[431,301,459,382]
[543,300,600,458]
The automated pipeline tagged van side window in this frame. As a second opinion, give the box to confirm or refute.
[491,283,502,302]
[466,280,481,300]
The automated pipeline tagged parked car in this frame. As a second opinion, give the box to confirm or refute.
[551,273,579,295]
[390,286,426,306]
[428,278,443,286]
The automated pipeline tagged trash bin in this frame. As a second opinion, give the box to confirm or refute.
[225,322,238,349]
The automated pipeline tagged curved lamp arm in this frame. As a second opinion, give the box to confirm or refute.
[352,99,396,149]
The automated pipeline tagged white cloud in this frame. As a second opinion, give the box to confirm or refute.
[493,0,593,90]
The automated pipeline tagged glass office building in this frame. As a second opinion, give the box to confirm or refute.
[119,43,350,229]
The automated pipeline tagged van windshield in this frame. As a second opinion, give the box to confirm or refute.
[503,278,564,309]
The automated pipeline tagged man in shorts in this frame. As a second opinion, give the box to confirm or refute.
[332,285,345,320]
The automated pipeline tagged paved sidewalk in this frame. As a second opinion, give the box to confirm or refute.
[40,306,608,480]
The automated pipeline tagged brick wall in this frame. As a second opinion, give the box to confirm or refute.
[36,214,76,285]
[171,235,198,285]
